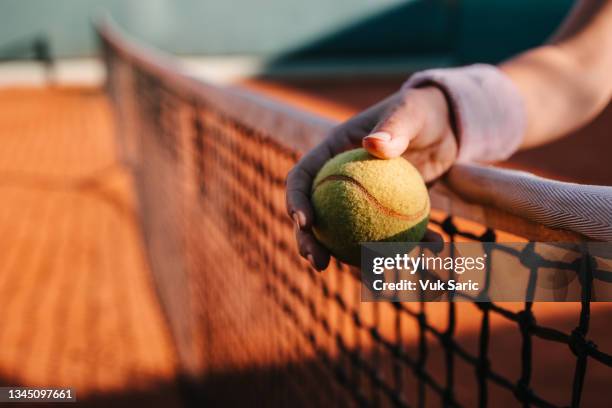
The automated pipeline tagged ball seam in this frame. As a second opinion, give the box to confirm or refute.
[313,174,429,222]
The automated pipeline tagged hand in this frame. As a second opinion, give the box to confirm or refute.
[286,86,458,270]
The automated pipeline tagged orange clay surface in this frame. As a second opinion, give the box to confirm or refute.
[0,87,181,406]
[0,83,611,407]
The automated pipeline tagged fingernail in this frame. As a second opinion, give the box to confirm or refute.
[292,213,302,228]
[307,254,317,270]
[364,131,392,142]
[292,212,301,228]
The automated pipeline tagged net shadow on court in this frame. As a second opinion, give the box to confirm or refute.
[98,17,612,408]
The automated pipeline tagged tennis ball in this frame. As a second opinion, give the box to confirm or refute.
[311,148,430,266]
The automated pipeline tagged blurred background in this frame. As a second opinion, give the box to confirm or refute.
[0,0,611,407]
[3,0,609,184]
[0,0,571,61]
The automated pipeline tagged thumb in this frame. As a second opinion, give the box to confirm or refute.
[362,102,423,159]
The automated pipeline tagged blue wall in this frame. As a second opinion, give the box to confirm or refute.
[458,0,573,63]
[0,0,573,63]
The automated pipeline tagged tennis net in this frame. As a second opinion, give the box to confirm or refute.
[97,17,612,408]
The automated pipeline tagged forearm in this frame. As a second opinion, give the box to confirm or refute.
[500,0,612,149]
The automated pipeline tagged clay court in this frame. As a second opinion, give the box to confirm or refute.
[0,76,610,406]
[0,87,182,406]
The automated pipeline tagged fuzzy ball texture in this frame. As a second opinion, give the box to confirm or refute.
[311,148,430,266]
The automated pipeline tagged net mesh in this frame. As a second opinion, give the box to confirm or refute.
[99,25,612,408]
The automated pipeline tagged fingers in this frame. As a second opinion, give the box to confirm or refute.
[286,166,315,229]
[286,114,376,230]
[285,129,358,270]
[286,91,426,271]
[295,227,330,271]
[362,92,425,159]
[286,141,333,229]
[402,126,458,184]
[286,114,375,270]
[286,90,405,225]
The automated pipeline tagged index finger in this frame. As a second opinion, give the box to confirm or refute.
[286,140,336,230]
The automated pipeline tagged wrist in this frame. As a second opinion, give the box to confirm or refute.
[403,64,526,163]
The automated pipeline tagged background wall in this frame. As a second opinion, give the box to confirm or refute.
[0,0,573,63]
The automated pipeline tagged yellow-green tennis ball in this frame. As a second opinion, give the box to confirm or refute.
[311,148,430,266]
